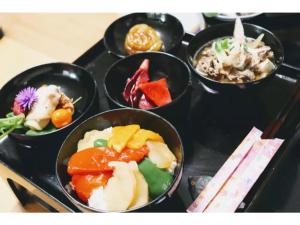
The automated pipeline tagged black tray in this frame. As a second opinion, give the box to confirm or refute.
[1,14,300,212]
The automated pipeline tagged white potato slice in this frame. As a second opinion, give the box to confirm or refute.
[77,127,112,151]
[104,161,136,211]
[88,186,107,211]
[146,141,177,169]
[128,161,148,209]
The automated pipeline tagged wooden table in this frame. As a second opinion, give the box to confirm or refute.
[0,13,119,212]
[0,13,119,88]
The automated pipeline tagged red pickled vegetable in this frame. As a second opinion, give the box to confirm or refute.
[71,172,112,202]
[67,147,119,175]
[139,78,172,107]
[12,100,25,115]
[123,59,150,107]
[138,94,156,109]
[118,147,149,163]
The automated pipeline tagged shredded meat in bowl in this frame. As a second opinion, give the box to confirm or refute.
[194,18,276,84]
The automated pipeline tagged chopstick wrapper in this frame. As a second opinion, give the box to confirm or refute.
[187,127,262,212]
[187,127,284,213]
[205,138,283,212]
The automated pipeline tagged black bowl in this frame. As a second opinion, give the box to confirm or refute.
[104,13,185,58]
[0,62,98,149]
[187,23,284,92]
[56,108,184,212]
[103,52,192,126]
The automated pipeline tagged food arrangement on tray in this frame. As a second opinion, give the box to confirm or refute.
[0,13,300,213]
[68,125,177,211]
[0,85,81,139]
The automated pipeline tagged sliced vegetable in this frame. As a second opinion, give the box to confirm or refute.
[71,172,112,202]
[77,128,112,151]
[94,139,108,147]
[118,147,148,163]
[138,158,173,198]
[123,59,150,107]
[108,125,140,152]
[104,161,137,211]
[128,161,148,209]
[138,94,156,109]
[139,78,172,107]
[146,140,177,169]
[127,129,164,150]
[67,147,119,175]
[51,108,72,128]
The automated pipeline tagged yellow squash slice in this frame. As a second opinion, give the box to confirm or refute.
[108,125,140,152]
[146,140,177,169]
[127,129,164,150]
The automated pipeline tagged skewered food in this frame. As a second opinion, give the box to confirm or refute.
[24,85,61,130]
[0,84,81,139]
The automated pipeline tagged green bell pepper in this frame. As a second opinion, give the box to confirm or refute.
[138,157,173,198]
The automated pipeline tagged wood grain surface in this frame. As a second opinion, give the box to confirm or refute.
[0,13,119,212]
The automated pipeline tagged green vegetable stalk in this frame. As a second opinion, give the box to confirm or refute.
[0,113,25,139]
[138,157,173,198]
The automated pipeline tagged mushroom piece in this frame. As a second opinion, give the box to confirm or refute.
[256,59,275,75]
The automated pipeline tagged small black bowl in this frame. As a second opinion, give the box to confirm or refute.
[187,23,284,92]
[0,62,98,149]
[104,13,185,58]
[104,52,192,126]
[56,108,184,212]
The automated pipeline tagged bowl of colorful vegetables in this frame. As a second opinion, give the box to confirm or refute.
[0,63,97,149]
[104,52,192,125]
[56,108,184,212]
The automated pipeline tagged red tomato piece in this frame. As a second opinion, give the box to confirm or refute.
[118,147,149,163]
[67,147,119,175]
[139,78,172,107]
[71,172,112,202]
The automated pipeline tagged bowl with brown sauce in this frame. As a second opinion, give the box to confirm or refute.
[187,19,284,92]
[104,13,184,58]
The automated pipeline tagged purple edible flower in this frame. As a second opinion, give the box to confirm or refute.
[15,87,38,111]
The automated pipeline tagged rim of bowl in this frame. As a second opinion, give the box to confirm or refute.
[215,13,263,21]
[187,23,285,86]
[103,51,192,111]
[103,13,185,58]
[56,108,184,213]
[2,62,98,138]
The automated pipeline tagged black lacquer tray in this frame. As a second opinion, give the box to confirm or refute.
[1,13,300,212]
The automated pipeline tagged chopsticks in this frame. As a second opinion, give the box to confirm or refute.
[262,80,300,139]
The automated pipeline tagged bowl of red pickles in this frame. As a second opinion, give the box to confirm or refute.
[104,52,192,124]
[56,108,184,212]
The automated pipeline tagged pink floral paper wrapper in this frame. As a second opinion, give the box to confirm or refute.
[187,127,263,213]
[204,138,284,212]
